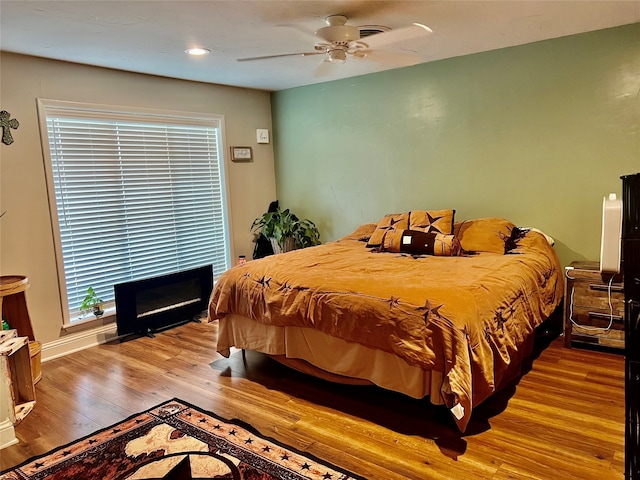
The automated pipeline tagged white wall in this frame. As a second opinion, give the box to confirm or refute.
[0,53,276,349]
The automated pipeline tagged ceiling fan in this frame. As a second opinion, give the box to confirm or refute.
[237,14,433,65]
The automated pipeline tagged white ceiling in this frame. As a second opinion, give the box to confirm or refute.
[1,1,639,92]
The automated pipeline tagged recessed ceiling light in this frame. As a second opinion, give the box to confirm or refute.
[185,48,211,56]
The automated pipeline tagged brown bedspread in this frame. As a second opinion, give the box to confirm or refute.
[209,225,563,431]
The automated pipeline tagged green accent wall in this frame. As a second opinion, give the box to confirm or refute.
[271,23,640,267]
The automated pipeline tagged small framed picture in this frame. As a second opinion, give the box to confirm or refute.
[231,146,253,162]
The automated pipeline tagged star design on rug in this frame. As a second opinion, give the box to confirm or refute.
[10,400,363,480]
[160,455,193,480]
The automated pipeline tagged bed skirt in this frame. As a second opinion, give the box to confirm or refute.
[216,314,446,405]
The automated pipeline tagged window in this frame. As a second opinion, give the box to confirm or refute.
[38,99,231,324]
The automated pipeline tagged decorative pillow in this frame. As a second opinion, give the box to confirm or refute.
[453,217,516,254]
[366,213,409,248]
[382,229,461,256]
[408,209,455,235]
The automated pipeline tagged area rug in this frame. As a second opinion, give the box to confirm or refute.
[1,398,364,480]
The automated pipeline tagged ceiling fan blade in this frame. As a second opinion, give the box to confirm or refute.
[356,49,423,68]
[237,51,324,62]
[360,23,433,49]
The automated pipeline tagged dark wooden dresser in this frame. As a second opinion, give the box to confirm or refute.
[622,172,640,480]
[563,260,624,351]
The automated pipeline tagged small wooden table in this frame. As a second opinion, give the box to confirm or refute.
[0,330,36,449]
[563,261,624,351]
[0,276,41,383]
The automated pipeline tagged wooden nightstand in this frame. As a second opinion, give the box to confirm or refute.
[563,261,624,351]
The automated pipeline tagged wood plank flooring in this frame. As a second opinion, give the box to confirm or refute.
[0,320,625,479]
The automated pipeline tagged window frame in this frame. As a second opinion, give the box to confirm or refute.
[36,98,233,326]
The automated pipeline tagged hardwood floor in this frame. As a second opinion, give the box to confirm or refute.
[0,320,625,479]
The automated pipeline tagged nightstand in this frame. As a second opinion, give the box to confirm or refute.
[563,260,624,351]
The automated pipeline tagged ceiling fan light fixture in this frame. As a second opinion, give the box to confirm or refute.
[185,47,211,56]
[328,49,347,64]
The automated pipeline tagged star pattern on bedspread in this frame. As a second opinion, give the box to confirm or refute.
[461,325,471,342]
[494,309,507,332]
[256,276,272,288]
[416,299,445,325]
[388,295,400,309]
[541,267,554,289]
[502,226,527,253]
[484,325,493,342]
[462,324,481,350]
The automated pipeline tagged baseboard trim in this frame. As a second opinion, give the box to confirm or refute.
[41,323,121,362]
[0,419,17,450]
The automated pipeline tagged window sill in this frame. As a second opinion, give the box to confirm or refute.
[62,306,116,331]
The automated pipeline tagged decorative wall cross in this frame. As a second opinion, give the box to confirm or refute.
[1,110,19,145]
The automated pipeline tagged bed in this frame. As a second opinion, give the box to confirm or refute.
[208,214,563,432]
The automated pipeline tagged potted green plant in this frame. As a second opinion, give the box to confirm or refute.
[80,286,104,318]
[251,208,320,254]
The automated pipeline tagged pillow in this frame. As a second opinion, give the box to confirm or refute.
[340,223,378,242]
[408,209,455,235]
[517,227,555,246]
[366,213,409,248]
[382,229,461,256]
[453,217,516,254]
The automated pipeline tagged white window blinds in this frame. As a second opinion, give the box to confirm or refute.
[39,100,230,323]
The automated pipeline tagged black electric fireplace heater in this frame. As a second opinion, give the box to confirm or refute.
[622,172,640,480]
[114,264,213,337]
